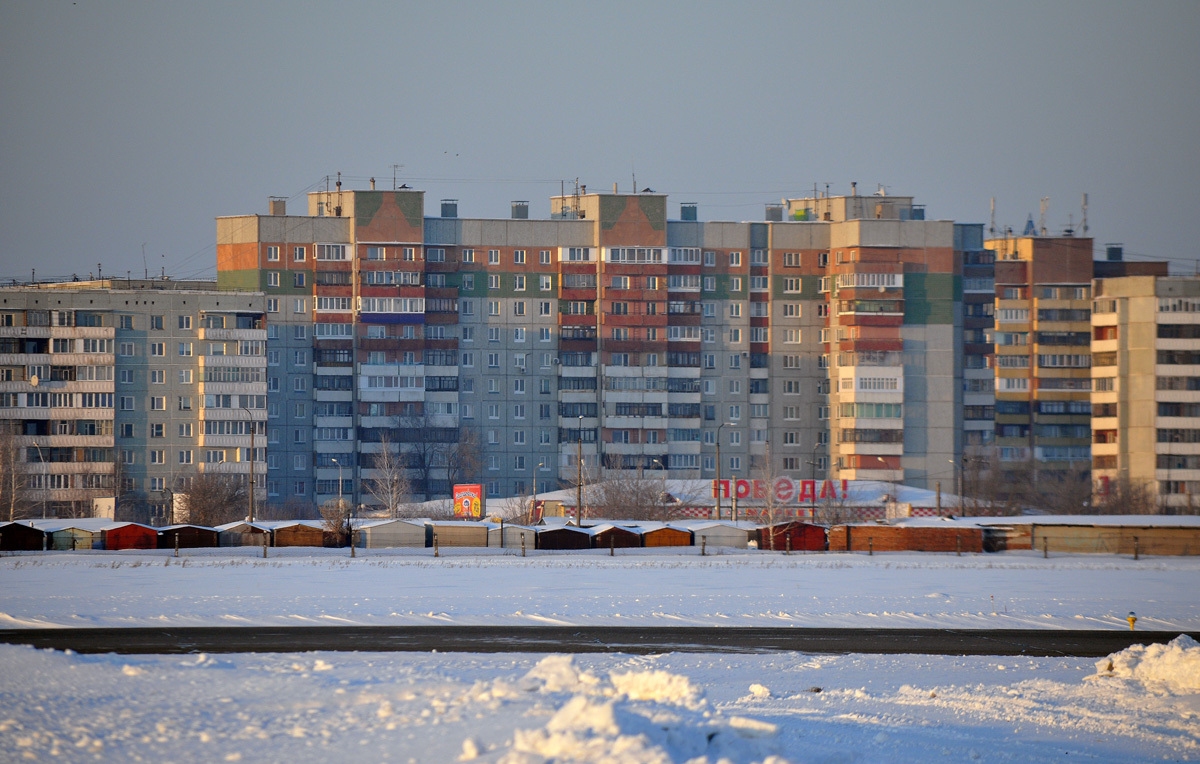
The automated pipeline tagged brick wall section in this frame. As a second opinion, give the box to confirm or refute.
[828,525,984,553]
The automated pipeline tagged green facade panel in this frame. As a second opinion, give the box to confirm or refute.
[903,273,958,325]
[217,270,259,292]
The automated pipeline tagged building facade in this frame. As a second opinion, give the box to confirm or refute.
[215,183,979,512]
[0,281,266,521]
[1092,275,1200,511]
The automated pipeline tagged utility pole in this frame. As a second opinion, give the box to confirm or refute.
[716,422,726,520]
[241,407,256,522]
[576,415,583,526]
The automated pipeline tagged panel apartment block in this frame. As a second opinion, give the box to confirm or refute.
[0,281,266,521]
[217,183,977,512]
[1092,275,1200,510]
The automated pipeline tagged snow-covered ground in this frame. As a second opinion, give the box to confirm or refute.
[2,549,1198,762]
[1,547,1197,630]
[2,639,1198,763]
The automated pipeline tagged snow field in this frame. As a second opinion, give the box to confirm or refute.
[2,549,1198,631]
[2,639,1198,763]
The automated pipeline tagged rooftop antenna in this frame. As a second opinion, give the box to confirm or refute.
[142,243,149,279]
[631,160,637,196]
[1038,197,1049,235]
[989,197,997,236]
[1080,193,1089,235]
[391,164,403,190]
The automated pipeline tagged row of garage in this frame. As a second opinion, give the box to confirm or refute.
[0,518,819,552]
[4,517,1198,555]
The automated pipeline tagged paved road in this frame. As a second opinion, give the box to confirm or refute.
[1,627,1190,657]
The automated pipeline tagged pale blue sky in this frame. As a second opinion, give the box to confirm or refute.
[1,0,1197,280]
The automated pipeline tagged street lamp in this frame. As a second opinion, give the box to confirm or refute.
[716,422,726,520]
[875,455,896,505]
[949,457,972,516]
[807,441,821,518]
[240,406,256,523]
[332,456,346,539]
[650,457,666,521]
[576,414,583,526]
[530,462,544,525]
[32,441,47,519]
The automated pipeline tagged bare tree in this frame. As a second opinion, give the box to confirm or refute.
[752,446,783,549]
[0,426,31,521]
[183,473,249,527]
[443,426,482,493]
[392,412,462,500]
[366,434,413,518]
[319,497,353,546]
[1092,475,1160,515]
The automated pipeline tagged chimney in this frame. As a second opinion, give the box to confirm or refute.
[1106,244,1124,262]
[765,204,783,222]
[370,177,376,190]
[851,181,857,196]
[268,197,287,216]
[441,199,458,218]
[511,201,529,220]
[680,203,698,222]
[613,182,618,194]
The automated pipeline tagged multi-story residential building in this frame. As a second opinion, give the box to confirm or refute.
[783,190,961,492]
[0,281,266,521]
[1091,274,1200,511]
[986,234,1096,487]
[959,224,996,468]
[217,182,976,512]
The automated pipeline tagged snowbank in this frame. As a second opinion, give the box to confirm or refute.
[2,645,1197,762]
[1094,634,1200,694]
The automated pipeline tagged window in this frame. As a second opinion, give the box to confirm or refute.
[293,272,306,288]
[488,249,500,265]
[293,246,305,262]
[488,274,500,290]
[150,397,166,411]
[178,450,193,465]
[267,272,280,287]
[266,298,279,313]
[150,369,165,384]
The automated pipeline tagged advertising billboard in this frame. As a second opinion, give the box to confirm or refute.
[453,484,483,519]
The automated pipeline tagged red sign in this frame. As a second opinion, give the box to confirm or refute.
[712,478,851,503]
[453,484,483,519]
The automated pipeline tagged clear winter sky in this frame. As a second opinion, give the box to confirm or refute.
[1,1,1197,282]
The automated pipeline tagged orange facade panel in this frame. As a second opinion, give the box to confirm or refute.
[218,243,260,273]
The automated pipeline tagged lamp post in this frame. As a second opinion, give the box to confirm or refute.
[716,422,726,520]
[807,441,820,518]
[530,462,543,525]
[875,455,896,508]
[332,457,345,542]
[650,457,665,521]
[32,441,47,519]
[240,406,256,522]
[949,457,973,517]
[576,415,583,526]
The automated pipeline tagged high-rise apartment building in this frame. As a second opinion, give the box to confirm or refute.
[0,281,266,521]
[217,183,975,511]
[986,235,1096,486]
[1092,275,1200,510]
[783,191,961,491]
